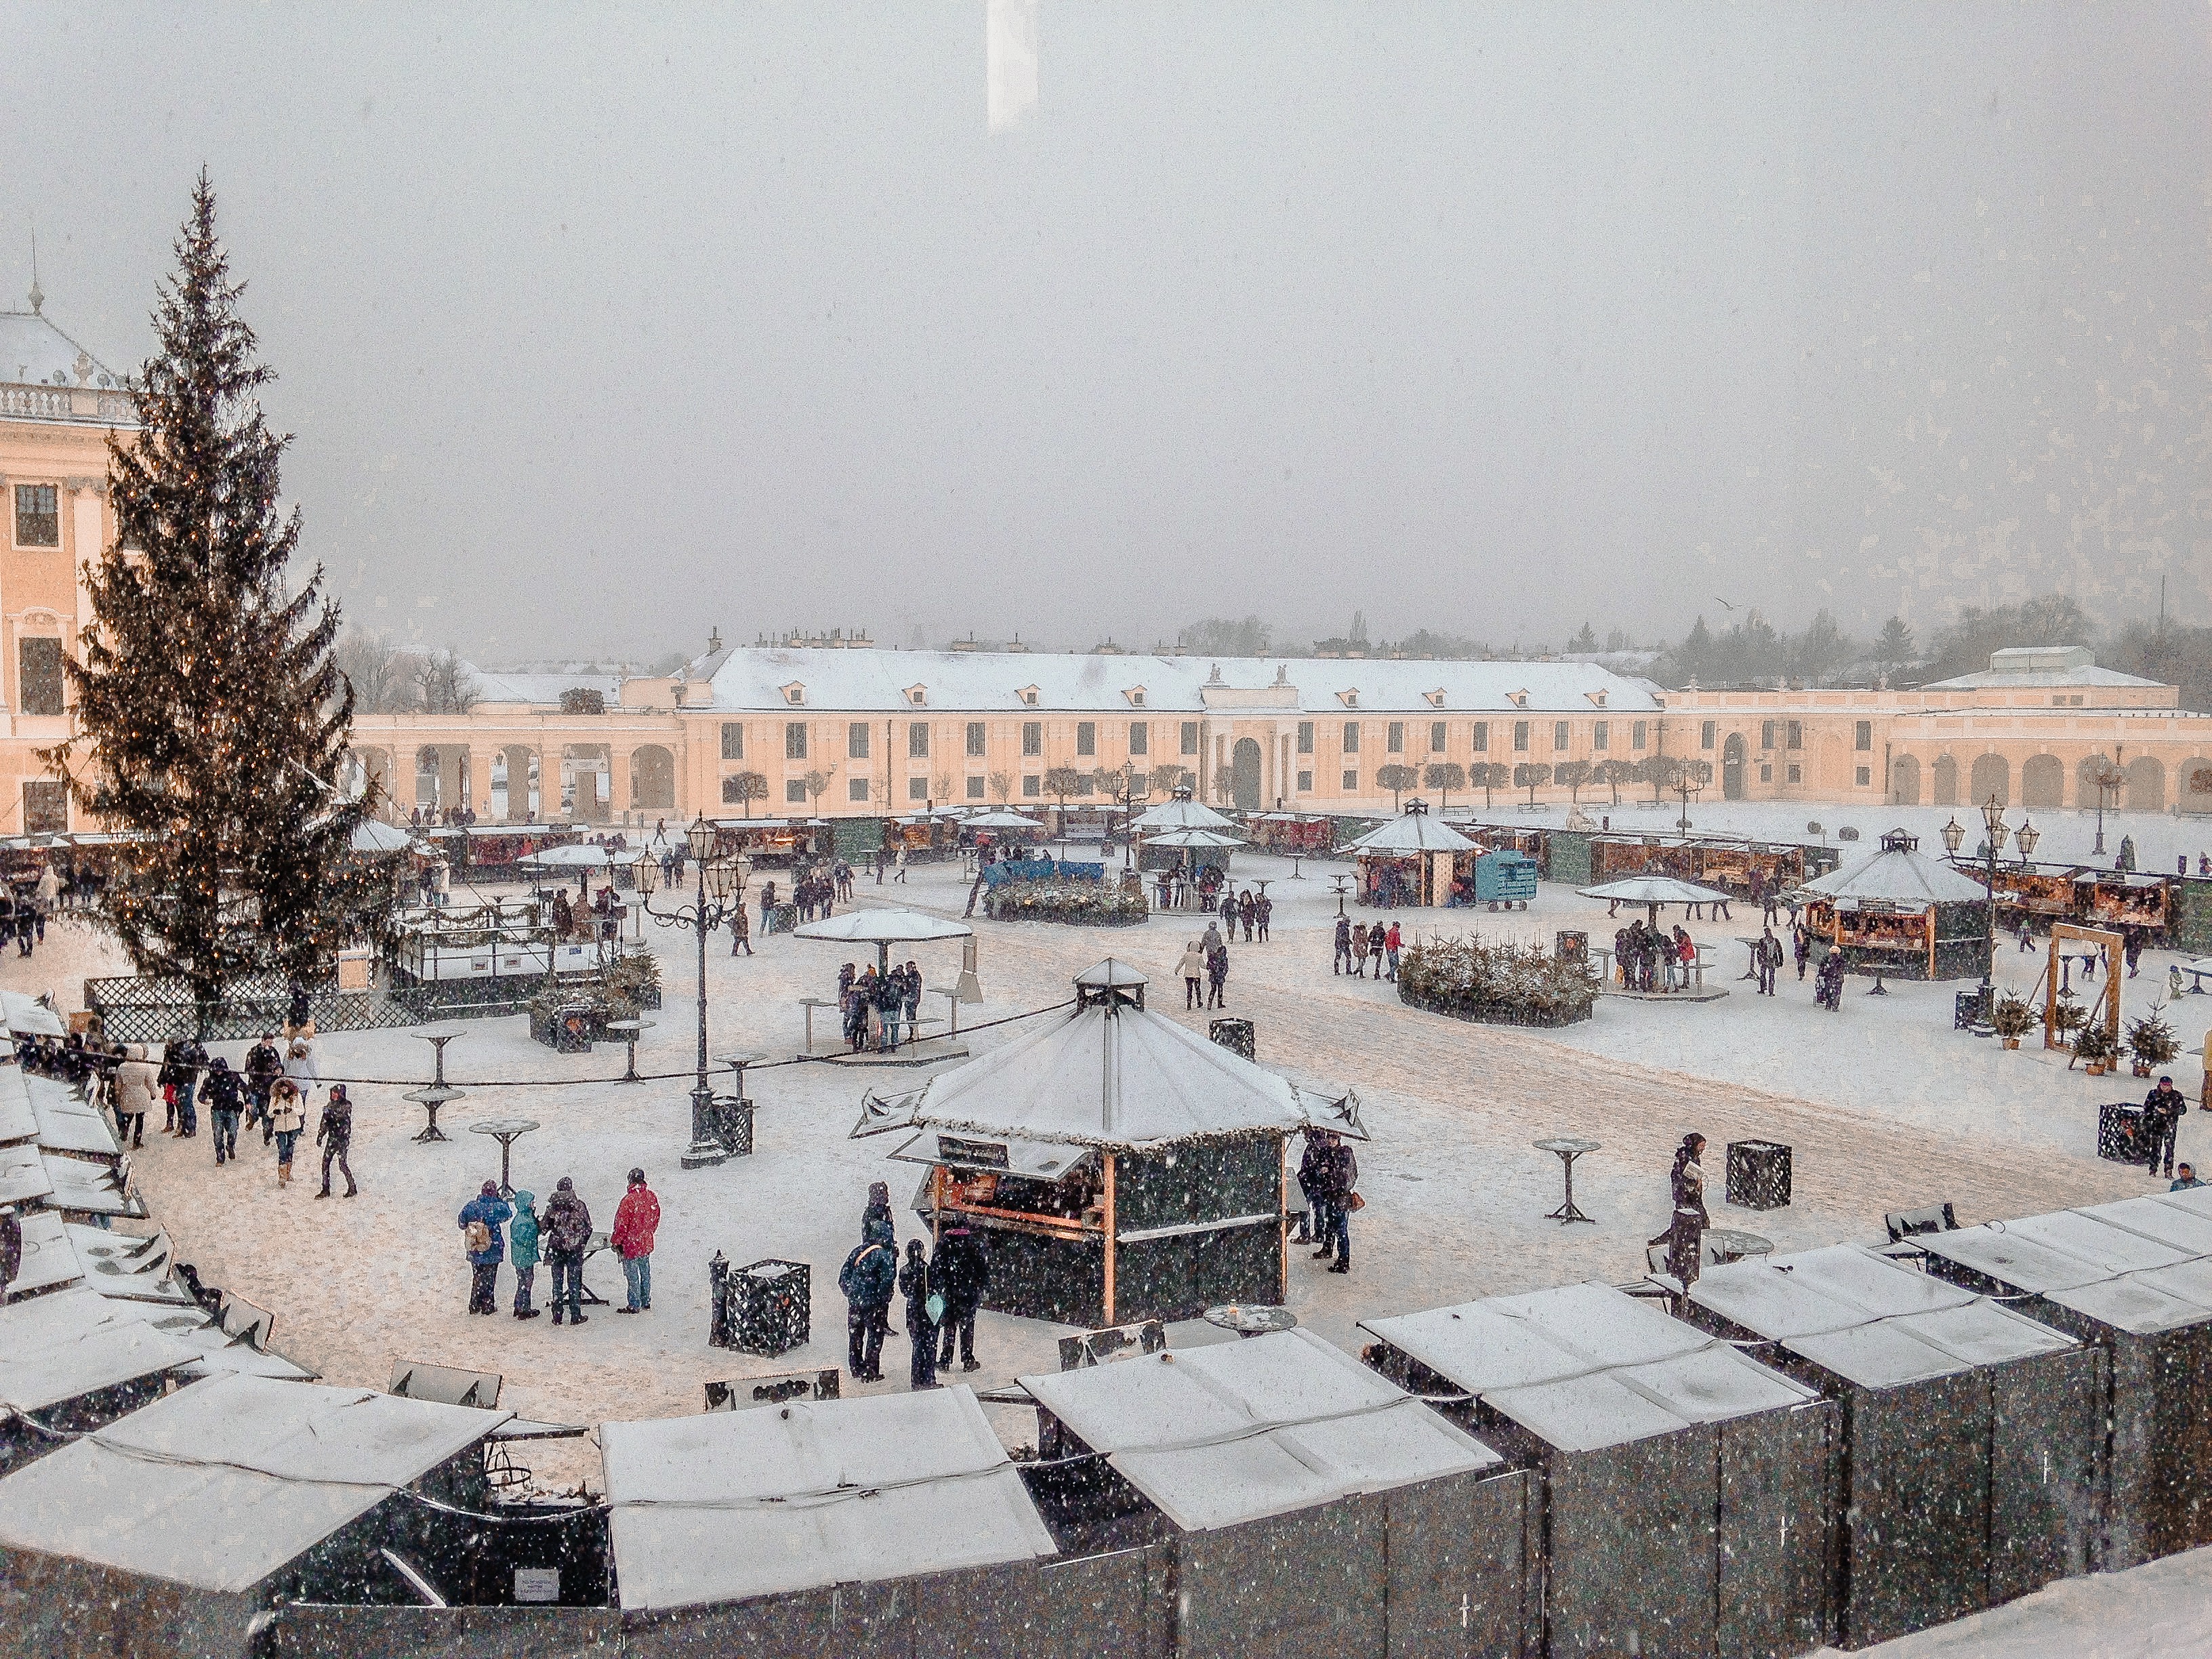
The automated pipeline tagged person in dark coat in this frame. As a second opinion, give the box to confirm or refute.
[1333,914,1353,975]
[1755,928,1782,996]
[314,1084,358,1198]
[202,1057,245,1166]
[899,1239,939,1390]
[1650,1133,1711,1286]
[0,1202,20,1300]
[243,1033,284,1143]
[1205,938,1229,1009]
[839,1215,899,1382]
[1294,1130,1329,1246]
[933,1220,990,1371]
[540,1176,593,1326]
[2142,1075,2189,1180]
[1315,1132,1357,1273]
[458,1181,513,1315]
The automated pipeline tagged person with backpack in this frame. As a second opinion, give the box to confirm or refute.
[243,1033,284,1143]
[612,1167,660,1313]
[838,1215,899,1382]
[202,1057,245,1166]
[541,1176,592,1326]
[458,1181,513,1315]
[933,1219,991,1373]
[899,1239,939,1391]
[508,1190,542,1319]
[314,1084,358,1199]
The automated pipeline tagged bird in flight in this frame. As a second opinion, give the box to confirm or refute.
[1715,597,1738,612]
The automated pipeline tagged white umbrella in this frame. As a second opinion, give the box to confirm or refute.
[1142,827,1244,850]
[1132,797,1236,832]
[1344,814,1476,855]
[1578,875,1736,923]
[966,810,1047,832]
[348,819,417,856]
[793,907,975,974]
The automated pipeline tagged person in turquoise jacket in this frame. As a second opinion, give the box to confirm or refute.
[509,1189,542,1320]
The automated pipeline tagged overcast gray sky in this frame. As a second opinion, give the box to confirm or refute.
[5,3,2207,661]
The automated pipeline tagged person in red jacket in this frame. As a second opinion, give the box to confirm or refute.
[612,1166,661,1313]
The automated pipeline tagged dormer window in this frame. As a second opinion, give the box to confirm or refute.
[1018,685,1040,706]
[1585,689,1607,708]
[905,684,928,707]
[781,682,806,706]
[1425,689,1446,708]
[1338,689,1359,708]
[1126,687,1146,707]
[1509,690,1529,708]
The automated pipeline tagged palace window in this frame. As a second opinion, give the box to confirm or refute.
[1341,769,1357,791]
[1554,721,1570,752]
[966,722,986,757]
[1700,721,1716,750]
[1021,775,1041,796]
[1387,722,1404,754]
[1129,722,1148,756]
[1296,770,1313,792]
[720,722,744,760]
[966,776,985,799]
[1343,722,1361,754]
[1022,722,1042,756]
[18,638,64,716]
[848,722,869,760]
[1297,722,1313,754]
[1181,721,1200,756]
[908,722,929,758]
[848,778,870,802]
[1431,721,1447,752]
[1632,721,1647,749]
[1855,720,1872,752]
[1076,722,1096,756]
[784,722,808,760]
[785,779,807,803]
[1512,722,1529,752]
[1593,721,1608,751]
[14,485,59,548]
[1473,722,1489,752]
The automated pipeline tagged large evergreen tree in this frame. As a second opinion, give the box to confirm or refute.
[45,173,369,1018]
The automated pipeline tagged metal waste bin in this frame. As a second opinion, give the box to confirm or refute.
[1725,1140,1793,1210]
[1208,1017,1255,1061]
[1555,930,1589,965]
[2097,1102,2149,1164]
[724,1258,811,1356]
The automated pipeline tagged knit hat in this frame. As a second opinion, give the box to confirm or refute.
[482,1181,499,1196]
[868,1181,890,1208]
[556,1176,575,1192]
[628,1166,646,1185]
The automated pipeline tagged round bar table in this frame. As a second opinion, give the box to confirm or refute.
[1202,1305,1299,1338]
[404,1084,464,1145]
[605,1018,653,1084]
[1533,1137,1601,1225]
[469,1118,541,1197]
[1704,1227,1774,1266]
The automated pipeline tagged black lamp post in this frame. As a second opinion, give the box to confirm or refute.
[1944,796,2037,992]
[632,815,746,1169]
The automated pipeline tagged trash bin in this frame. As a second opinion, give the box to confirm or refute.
[1555,930,1589,966]
[1725,1140,1793,1210]
[1954,986,1992,1029]
[726,1258,811,1357]
[553,1004,594,1054]
[2098,1102,2150,1164]
[1208,1017,1255,1061]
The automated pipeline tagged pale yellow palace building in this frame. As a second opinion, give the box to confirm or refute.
[4,299,2209,835]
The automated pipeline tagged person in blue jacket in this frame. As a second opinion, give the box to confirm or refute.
[458,1181,513,1316]
[838,1212,899,1382]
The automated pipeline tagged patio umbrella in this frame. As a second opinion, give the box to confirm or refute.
[1141,827,1244,849]
[518,844,616,869]
[966,810,1048,832]
[792,907,975,975]
[1578,875,1736,926]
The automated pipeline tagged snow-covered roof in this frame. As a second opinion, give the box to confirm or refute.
[600,1385,1055,1612]
[0,1374,509,1591]
[0,306,129,395]
[7,1210,79,1297]
[0,1286,201,1414]
[466,668,624,708]
[1924,647,2162,691]
[0,1067,33,1145]
[907,985,1317,1148]
[1020,1328,1500,1531]
[1799,841,1988,907]
[1689,1244,2076,1389]
[26,1073,118,1160]
[1916,1200,2212,1336]
[700,648,1662,716]
[1361,1282,1818,1453]
[1347,811,1479,856]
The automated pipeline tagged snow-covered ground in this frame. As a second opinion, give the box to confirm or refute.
[7,825,2210,1639]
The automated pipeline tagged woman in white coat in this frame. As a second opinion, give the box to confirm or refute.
[283,1037,321,1107]
[115,1044,159,1150]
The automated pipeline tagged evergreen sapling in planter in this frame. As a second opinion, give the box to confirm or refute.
[1990,994,2036,1050]
[2070,1017,2116,1076]
[2126,1004,2180,1080]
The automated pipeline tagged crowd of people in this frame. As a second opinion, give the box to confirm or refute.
[837,1181,991,1389]
[836,959,926,1051]
[1331,916,1402,979]
[455,1166,659,1323]
[1610,918,1699,992]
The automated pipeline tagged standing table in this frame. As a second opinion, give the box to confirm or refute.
[1534,1137,1601,1225]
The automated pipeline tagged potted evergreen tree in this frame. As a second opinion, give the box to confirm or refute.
[2126,1005,2181,1080]
[1990,995,2035,1050]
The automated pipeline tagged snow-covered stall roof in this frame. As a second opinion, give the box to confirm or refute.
[1020,1328,1500,1532]
[0,1374,510,1591]
[1914,1203,2212,1336]
[0,1142,53,1206]
[35,1149,138,1217]
[1799,839,1988,907]
[0,1067,34,1145]
[599,1385,1055,1612]
[1344,810,1477,856]
[2086,1194,2212,1256]
[26,1074,119,1160]
[1689,1244,2077,1389]
[7,1209,81,1298]
[897,971,1332,1148]
[0,1286,199,1414]
[0,991,66,1038]
[1360,1281,1818,1454]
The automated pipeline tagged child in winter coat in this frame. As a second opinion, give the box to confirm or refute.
[508,1191,542,1319]
[266,1080,306,1187]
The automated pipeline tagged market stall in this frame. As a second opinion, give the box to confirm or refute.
[1912,1193,2212,1569]
[855,959,1363,1328]
[1361,1280,1835,1659]
[2081,871,2171,936]
[707,816,828,867]
[1345,800,1479,908]
[1686,1243,2102,1647]
[1240,811,1333,857]
[1797,828,1990,981]
[1130,787,1235,836]
[1021,1328,1525,1658]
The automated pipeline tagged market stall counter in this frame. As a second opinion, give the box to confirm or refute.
[1797,828,1992,981]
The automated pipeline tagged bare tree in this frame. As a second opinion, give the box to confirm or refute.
[801,769,833,813]
[1042,765,1085,854]
[1639,754,1686,806]
[1594,757,1634,806]
[721,771,769,818]
[1149,763,1193,796]
[1555,759,1593,804]
[1376,763,1419,812]
[1513,762,1553,806]
[332,629,417,714]
[1475,762,1510,809]
[1422,760,1466,813]
[987,769,1014,805]
[414,648,479,715]
[933,771,954,804]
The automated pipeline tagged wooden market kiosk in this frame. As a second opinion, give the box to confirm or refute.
[1345,800,1479,908]
[857,960,1362,1328]
[1797,827,1992,981]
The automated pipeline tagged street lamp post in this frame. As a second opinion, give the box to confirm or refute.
[1942,797,2038,996]
[632,815,747,1169]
